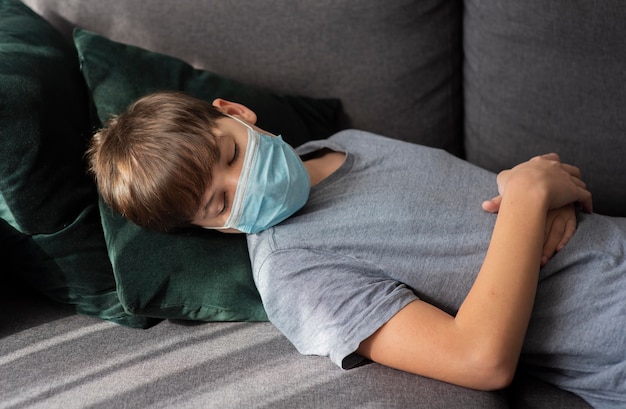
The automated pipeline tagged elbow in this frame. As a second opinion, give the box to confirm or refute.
[475,364,515,391]
[464,350,517,391]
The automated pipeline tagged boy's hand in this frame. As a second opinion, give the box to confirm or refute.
[493,153,593,213]
[482,152,588,266]
[482,195,577,266]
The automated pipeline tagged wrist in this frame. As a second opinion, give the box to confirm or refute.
[501,180,551,214]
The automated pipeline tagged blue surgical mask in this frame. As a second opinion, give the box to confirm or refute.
[207,115,310,234]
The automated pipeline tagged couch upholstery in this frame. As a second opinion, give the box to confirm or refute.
[3,0,624,407]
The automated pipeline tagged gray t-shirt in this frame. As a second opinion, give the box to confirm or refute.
[246,130,626,408]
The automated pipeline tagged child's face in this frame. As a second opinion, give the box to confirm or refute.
[190,103,311,234]
[190,116,252,233]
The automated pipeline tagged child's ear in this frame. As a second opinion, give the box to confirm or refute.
[212,98,257,124]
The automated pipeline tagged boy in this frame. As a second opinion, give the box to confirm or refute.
[88,91,625,408]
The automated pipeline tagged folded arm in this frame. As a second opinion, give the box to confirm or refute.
[483,196,577,266]
[357,154,592,390]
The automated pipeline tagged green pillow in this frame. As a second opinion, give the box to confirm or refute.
[0,0,156,328]
[100,200,267,321]
[73,29,342,321]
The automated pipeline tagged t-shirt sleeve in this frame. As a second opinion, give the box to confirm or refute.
[253,247,418,369]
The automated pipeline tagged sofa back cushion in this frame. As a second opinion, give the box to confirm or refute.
[23,0,464,155]
[464,0,626,216]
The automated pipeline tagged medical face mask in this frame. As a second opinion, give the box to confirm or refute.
[207,115,310,234]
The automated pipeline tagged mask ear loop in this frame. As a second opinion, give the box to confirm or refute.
[225,114,254,132]
[202,115,258,231]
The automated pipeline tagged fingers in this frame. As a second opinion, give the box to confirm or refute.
[561,162,593,213]
[481,195,502,213]
[577,188,594,214]
[541,205,577,267]
[487,153,593,218]
[525,154,593,213]
[561,164,593,213]
[559,162,592,213]
[532,153,582,178]
[542,212,564,266]
[536,152,560,161]
[561,217,577,248]
[561,162,582,179]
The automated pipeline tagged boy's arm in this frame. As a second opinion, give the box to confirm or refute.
[483,196,577,266]
[357,154,591,391]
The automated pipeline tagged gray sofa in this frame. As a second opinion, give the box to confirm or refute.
[2,0,625,407]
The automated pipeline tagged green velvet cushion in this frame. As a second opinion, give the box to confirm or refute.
[100,201,267,321]
[0,0,156,328]
[73,29,342,321]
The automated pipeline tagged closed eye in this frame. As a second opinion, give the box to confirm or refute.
[229,140,239,165]
[220,192,229,215]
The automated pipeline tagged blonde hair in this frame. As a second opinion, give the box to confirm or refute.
[87,92,225,231]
